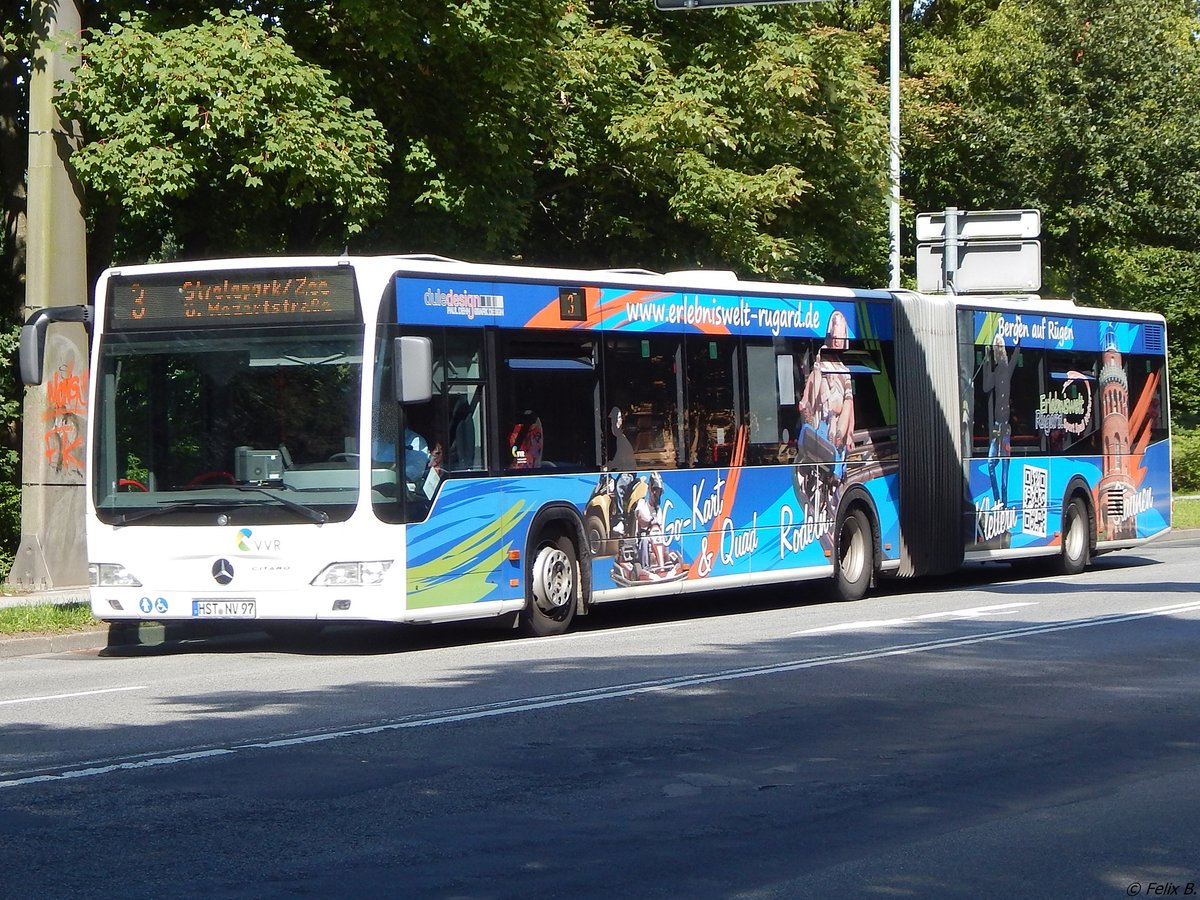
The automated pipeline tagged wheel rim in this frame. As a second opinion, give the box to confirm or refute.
[1065,507,1085,560]
[533,546,573,614]
[840,518,866,583]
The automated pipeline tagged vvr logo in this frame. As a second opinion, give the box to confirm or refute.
[235,527,282,553]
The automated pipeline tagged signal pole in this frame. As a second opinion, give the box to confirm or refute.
[7,0,89,591]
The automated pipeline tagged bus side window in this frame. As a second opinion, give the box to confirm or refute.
[446,388,484,471]
[685,335,738,467]
[744,340,790,466]
[437,331,486,474]
[603,334,683,470]
[1008,346,1043,455]
[498,333,598,471]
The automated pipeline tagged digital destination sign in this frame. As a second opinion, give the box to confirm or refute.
[107,267,360,330]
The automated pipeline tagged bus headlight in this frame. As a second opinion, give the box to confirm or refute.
[89,563,143,587]
[311,561,393,587]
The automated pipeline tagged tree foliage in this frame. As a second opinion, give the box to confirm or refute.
[905,0,1200,418]
[213,0,572,260]
[530,3,890,281]
[52,1,894,281]
[225,0,891,282]
[3,0,1200,569]
[56,9,392,261]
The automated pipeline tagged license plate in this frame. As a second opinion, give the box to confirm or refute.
[191,599,256,618]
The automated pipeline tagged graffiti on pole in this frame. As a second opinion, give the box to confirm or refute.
[42,354,88,476]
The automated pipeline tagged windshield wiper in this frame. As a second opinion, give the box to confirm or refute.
[111,497,234,527]
[228,485,329,524]
[110,488,328,527]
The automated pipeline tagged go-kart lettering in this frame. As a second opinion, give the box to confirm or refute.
[696,535,716,578]
[721,513,758,565]
[691,472,727,528]
[660,500,686,544]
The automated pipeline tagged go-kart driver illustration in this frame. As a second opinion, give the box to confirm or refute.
[798,309,855,480]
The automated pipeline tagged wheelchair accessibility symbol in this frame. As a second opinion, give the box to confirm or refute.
[155,598,168,614]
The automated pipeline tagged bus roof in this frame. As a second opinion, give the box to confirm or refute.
[102,254,897,303]
[100,254,1167,327]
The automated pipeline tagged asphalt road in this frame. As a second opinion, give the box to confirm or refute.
[3,535,1200,899]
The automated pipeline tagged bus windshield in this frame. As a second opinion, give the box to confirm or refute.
[92,325,366,525]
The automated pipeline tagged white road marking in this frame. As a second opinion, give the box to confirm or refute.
[4,750,236,786]
[522,618,697,644]
[0,685,147,707]
[5,598,1200,790]
[789,602,1038,636]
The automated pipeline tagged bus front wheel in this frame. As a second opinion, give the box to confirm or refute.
[834,507,873,602]
[521,534,578,637]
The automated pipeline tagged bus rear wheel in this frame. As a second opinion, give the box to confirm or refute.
[1060,496,1091,575]
[521,534,578,637]
[834,507,873,602]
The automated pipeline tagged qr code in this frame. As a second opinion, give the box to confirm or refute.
[1022,465,1048,537]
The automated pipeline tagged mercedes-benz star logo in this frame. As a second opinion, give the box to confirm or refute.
[212,558,235,585]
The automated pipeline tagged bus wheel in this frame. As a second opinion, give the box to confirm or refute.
[1060,496,1091,575]
[521,534,578,637]
[834,507,873,602]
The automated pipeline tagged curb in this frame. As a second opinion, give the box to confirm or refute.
[0,627,113,659]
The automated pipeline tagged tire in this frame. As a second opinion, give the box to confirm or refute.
[1060,496,1091,576]
[833,506,873,602]
[520,534,578,637]
[584,514,608,557]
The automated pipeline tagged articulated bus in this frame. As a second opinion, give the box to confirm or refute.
[20,256,1171,636]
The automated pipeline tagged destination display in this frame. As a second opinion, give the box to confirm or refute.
[107,267,360,330]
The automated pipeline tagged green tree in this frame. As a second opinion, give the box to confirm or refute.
[56,9,393,268]
[201,0,572,261]
[0,0,34,309]
[0,1,43,574]
[529,2,891,282]
[67,2,894,281]
[904,0,1200,418]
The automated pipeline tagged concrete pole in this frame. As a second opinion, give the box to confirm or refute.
[888,0,901,289]
[7,0,89,591]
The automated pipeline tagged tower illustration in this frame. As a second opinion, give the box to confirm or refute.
[1096,328,1136,540]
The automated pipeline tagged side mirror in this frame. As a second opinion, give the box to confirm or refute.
[393,335,433,404]
[19,306,92,386]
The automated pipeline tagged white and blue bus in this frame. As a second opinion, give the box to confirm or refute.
[20,256,1172,635]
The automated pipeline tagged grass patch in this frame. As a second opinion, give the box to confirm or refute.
[1174,497,1200,530]
[0,602,100,636]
